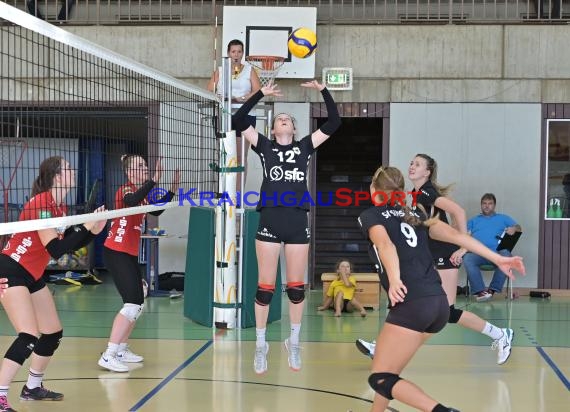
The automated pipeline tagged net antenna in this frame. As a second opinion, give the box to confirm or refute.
[245,55,285,87]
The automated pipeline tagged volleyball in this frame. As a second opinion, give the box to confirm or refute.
[288,27,317,59]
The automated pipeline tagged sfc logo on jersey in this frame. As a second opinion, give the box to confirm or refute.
[269,166,305,182]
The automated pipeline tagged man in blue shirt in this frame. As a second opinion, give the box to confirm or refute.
[461,193,522,301]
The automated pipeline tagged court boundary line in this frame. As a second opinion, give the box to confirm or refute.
[536,346,570,391]
[128,339,213,411]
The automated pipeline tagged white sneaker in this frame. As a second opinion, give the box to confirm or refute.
[98,353,129,372]
[117,346,144,363]
[284,338,301,371]
[355,339,376,359]
[492,328,514,365]
[254,342,269,375]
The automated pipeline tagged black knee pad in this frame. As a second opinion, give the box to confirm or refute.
[5,333,38,365]
[286,284,305,304]
[255,285,275,306]
[34,330,63,357]
[448,305,463,324]
[368,372,402,400]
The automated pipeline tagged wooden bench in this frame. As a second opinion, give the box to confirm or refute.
[321,272,381,310]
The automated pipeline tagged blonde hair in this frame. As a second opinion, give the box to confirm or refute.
[371,166,438,227]
[415,153,453,197]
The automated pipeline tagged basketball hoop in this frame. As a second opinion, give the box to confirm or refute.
[245,55,285,87]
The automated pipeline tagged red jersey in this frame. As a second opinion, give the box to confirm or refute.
[104,182,147,256]
[2,191,67,280]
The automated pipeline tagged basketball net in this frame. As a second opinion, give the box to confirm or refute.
[245,56,285,87]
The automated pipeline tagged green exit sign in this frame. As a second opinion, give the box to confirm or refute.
[322,68,352,90]
[326,73,347,85]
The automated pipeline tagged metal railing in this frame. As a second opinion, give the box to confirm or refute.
[2,0,568,25]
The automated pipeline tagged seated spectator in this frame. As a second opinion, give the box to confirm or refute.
[318,259,367,317]
[459,193,522,302]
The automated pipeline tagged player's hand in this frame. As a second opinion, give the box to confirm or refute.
[170,169,181,193]
[388,280,407,307]
[495,255,525,280]
[89,206,108,235]
[0,278,8,298]
[300,80,325,91]
[153,157,163,183]
[261,83,283,97]
[449,249,464,266]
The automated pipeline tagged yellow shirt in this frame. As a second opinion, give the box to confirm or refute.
[326,275,357,300]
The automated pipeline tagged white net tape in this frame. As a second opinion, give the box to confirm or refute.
[0,202,182,236]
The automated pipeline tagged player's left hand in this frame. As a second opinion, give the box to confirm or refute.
[300,80,325,91]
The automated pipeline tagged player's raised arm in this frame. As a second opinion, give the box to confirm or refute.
[232,83,283,147]
[301,80,341,148]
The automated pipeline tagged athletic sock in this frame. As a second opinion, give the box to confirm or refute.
[105,342,120,357]
[26,368,43,390]
[0,386,8,397]
[481,322,503,340]
[255,328,266,348]
[118,342,128,353]
[289,323,301,345]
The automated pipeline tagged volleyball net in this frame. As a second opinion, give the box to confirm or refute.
[0,2,219,237]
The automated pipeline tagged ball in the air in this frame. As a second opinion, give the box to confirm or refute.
[288,27,317,59]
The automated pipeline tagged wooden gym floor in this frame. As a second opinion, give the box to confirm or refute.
[0,278,568,412]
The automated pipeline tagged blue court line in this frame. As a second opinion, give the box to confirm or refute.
[129,340,213,411]
[535,346,570,391]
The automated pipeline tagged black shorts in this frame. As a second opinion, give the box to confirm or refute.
[104,248,144,305]
[434,256,461,270]
[256,207,310,244]
[0,254,46,294]
[386,295,449,333]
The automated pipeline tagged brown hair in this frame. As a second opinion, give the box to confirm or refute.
[481,193,496,204]
[31,156,63,196]
[227,39,244,53]
[415,153,453,196]
[371,165,437,227]
[120,154,139,173]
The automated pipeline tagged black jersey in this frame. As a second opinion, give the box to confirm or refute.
[358,204,445,305]
[414,180,459,259]
[251,133,315,211]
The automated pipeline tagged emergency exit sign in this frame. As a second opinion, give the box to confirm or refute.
[322,68,353,90]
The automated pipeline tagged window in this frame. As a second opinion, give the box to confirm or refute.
[545,119,570,219]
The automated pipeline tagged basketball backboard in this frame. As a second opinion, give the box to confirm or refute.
[222,6,317,79]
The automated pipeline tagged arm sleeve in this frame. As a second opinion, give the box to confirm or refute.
[148,191,175,216]
[503,214,517,227]
[45,225,94,259]
[232,90,264,132]
[318,88,341,136]
[358,208,383,236]
[124,180,156,207]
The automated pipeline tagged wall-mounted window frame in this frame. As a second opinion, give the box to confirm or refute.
[544,119,570,220]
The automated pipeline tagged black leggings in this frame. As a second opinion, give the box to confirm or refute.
[104,248,144,305]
